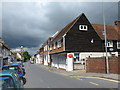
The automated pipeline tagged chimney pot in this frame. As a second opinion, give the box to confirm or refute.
[115,20,120,25]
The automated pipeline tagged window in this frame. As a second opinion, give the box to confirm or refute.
[117,41,120,49]
[44,45,47,51]
[107,40,113,47]
[53,42,56,49]
[49,44,52,51]
[57,40,62,48]
[79,25,88,31]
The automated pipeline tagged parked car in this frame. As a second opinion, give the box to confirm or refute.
[16,61,24,67]
[2,64,25,78]
[0,70,24,89]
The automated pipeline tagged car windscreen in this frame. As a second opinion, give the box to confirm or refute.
[0,76,15,89]
[3,66,18,71]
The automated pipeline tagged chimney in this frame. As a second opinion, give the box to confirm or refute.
[115,20,120,25]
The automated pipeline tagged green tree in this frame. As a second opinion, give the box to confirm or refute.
[23,51,31,62]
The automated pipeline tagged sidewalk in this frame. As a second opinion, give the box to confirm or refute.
[36,64,120,81]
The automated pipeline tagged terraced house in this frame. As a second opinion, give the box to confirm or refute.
[0,40,15,67]
[39,13,120,71]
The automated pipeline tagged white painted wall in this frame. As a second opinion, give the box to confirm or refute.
[66,53,74,71]
[16,53,22,60]
[39,55,43,64]
[44,54,48,65]
[36,54,41,64]
[79,52,118,60]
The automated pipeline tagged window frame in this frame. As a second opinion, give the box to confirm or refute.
[117,41,120,49]
[79,25,88,31]
[49,44,52,51]
[106,40,113,47]
[57,40,62,48]
[53,42,56,50]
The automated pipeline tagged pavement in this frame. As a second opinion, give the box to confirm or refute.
[35,64,120,81]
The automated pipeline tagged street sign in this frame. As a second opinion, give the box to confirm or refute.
[67,53,74,58]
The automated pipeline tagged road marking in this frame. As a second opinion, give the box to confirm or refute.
[76,78,83,80]
[70,76,120,83]
[89,82,99,86]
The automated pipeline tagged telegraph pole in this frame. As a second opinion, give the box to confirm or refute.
[102,1,109,74]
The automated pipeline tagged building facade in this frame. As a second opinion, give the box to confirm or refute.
[39,13,120,71]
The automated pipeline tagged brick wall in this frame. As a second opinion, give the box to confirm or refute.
[86,56,120,74]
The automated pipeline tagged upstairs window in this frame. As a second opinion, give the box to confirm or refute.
[44,47,45,51]
[44,45,47,51]
[117,41,120,49]
[57,40,62,48]
[49,44,52,51]
[53,42,56,49]
[107,40,113,47]
[79,25,88,31]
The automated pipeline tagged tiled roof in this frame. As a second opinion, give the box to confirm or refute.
[92,24,120,40]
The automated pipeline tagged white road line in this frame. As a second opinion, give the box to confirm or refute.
[89,82,99,86]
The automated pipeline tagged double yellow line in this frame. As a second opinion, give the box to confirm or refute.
[70,76,120,83]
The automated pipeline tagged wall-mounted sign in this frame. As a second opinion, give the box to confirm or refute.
[67,53,74,58]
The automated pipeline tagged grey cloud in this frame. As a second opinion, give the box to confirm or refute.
[2,2,118,49]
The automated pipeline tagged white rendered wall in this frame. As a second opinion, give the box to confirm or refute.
[79,52,118,60]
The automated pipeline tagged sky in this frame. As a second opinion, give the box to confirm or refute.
[1,2,119,55]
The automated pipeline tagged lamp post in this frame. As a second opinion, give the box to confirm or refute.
[103,2,109,74]
[0,37,3,68]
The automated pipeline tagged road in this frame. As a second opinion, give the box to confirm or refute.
[24,62,119,89]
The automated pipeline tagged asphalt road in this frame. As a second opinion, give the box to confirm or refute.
[24,62,119,89]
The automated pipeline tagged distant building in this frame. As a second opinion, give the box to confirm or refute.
[0,40,15,67]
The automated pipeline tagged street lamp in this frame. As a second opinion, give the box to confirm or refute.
[102,2,109,74]
[0,37,3,68]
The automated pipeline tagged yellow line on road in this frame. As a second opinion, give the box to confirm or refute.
[70,76,120,83]
[89,82,99,86]
[76,78,83,80]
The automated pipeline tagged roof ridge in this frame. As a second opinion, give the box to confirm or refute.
[51,13,84,42]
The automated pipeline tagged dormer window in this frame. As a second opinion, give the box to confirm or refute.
[49,44,52,51]
[53,42,56,49]
[107,40,113,47]
[79,25,88,31]
[57,40,62,48]
[117,41,120,49]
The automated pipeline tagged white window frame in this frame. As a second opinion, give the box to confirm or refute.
[117,41,120,49]
[57,40,62,48]
[107,40,113,47]
[53,42,56,49]
[79,25,88,31]
[49,44,52,51]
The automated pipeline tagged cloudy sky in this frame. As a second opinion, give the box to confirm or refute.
[1,2,119,55]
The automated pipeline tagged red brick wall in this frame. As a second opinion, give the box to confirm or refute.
[86,56,120,74]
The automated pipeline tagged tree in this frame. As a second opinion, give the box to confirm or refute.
[23,51,31,62]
